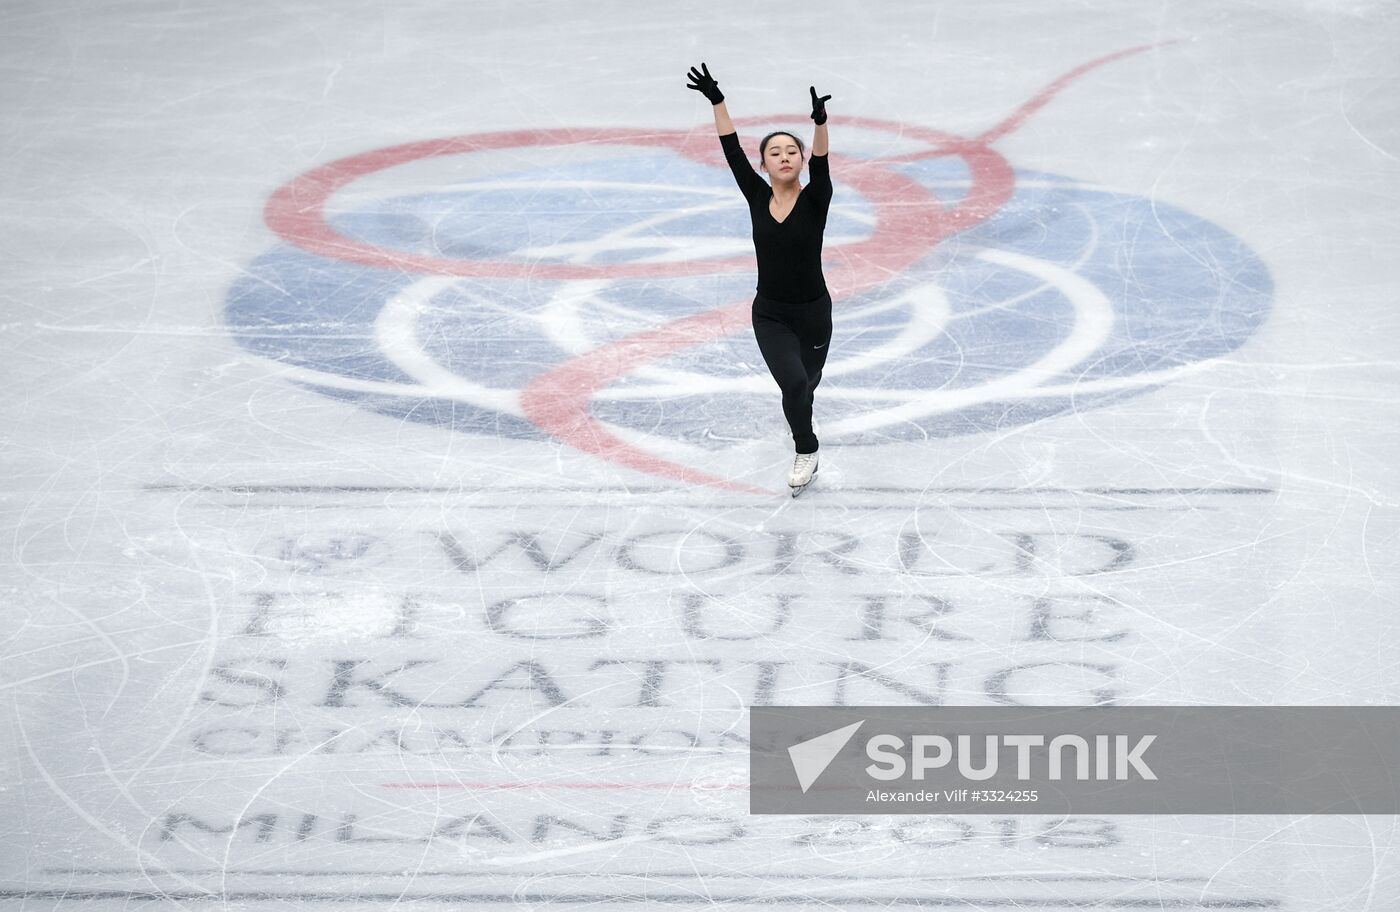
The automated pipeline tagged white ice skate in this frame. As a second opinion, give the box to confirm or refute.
[788,452,819,497]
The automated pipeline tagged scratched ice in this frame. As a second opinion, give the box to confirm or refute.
[3,0,1398,909]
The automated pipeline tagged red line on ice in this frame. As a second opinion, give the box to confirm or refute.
[977,43,1169,146]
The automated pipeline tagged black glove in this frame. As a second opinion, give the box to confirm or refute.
[686,63,724,105]
[809,86,832,125]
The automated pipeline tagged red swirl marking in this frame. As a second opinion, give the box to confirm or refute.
[519,297,769,494]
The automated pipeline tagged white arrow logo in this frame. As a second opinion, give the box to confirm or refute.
[787,720,864,793]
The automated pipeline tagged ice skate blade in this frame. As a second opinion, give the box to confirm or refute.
[787,457,817,497]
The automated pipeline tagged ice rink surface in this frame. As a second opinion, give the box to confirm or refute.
[3,0,1399,907]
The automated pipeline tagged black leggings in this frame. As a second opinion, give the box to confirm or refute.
[752,292,832,454]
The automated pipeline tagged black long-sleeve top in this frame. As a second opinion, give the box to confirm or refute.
[719,131,832,304]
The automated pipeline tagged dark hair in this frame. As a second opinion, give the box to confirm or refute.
[758,131,805,170]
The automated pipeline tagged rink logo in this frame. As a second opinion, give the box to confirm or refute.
[228,105,1272,489]
[751,707,1400,815]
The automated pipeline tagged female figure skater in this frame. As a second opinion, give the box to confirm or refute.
[686,62,833,495]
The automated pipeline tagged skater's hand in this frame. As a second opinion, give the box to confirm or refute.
[809,86,832,125]
[686,63,725,105]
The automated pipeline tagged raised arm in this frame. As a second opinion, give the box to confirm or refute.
[711,100,736,137]
[806,86,833,205]
[688,62,767,200]
[809,86,831,157]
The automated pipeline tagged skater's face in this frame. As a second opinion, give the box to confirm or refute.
[760,134,803,184]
